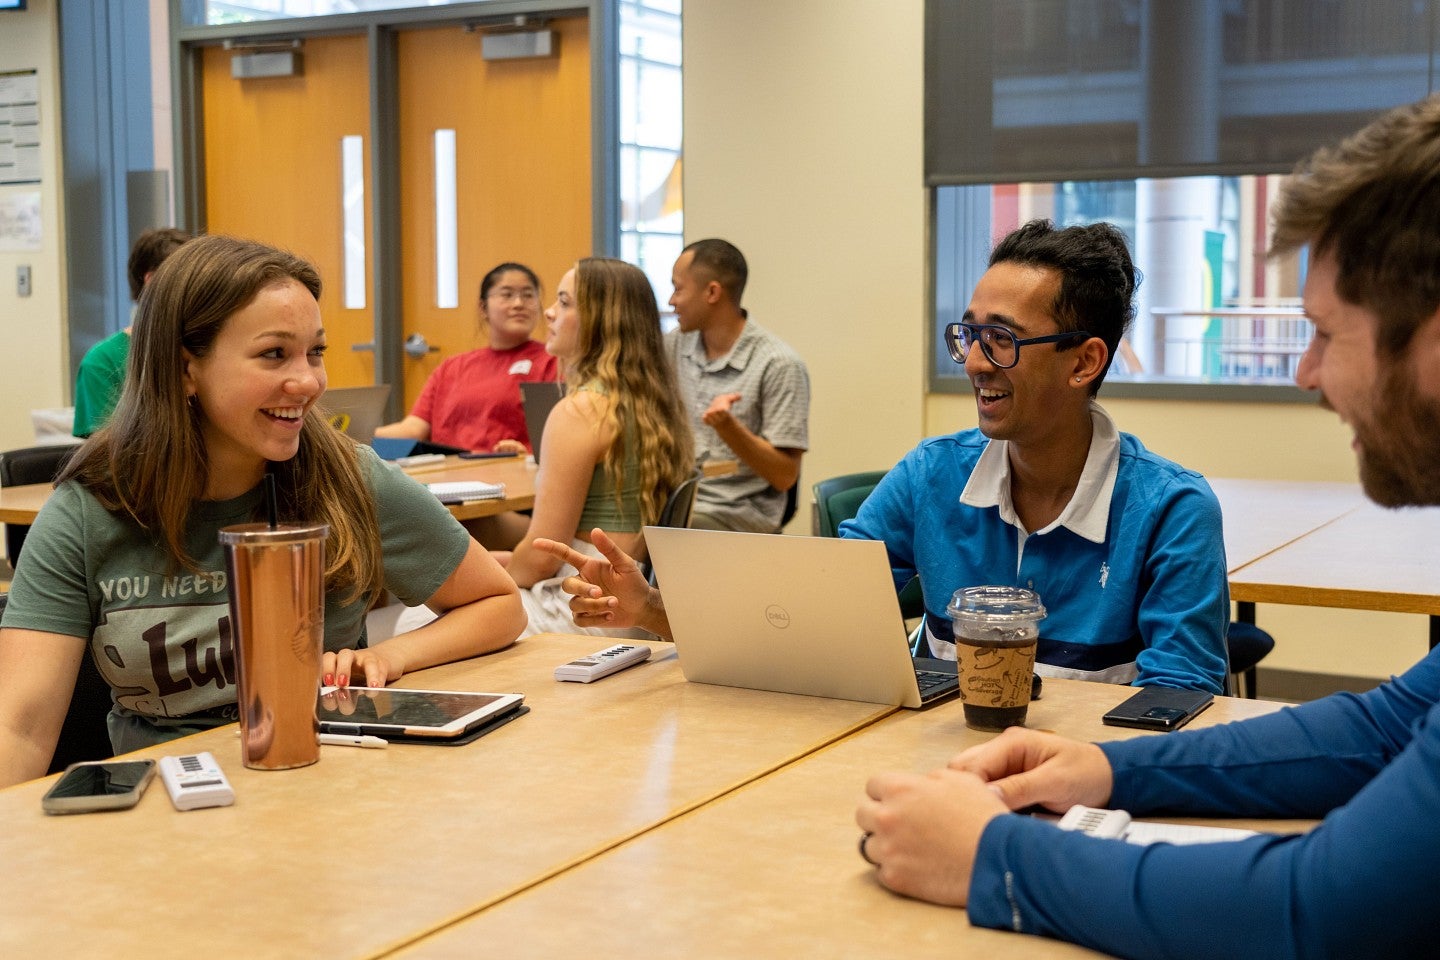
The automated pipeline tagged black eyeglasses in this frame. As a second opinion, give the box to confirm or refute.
[945,322,1088,369]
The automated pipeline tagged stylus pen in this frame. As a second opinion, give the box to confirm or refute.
[318,733,389,749]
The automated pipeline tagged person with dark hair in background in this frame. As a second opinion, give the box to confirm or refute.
[377,261,560,454]
[848,219,1227,691]
[0,235,525,787]
[73,227,195,437]
[856,95,1440,960]
[538,221,1227,696]
[667,238,810,532]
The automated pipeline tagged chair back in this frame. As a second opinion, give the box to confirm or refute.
[779,477,800,530]
[641,471,702,585]
[1,444,79,566]
[657,471,703,530]
[1225,621,1276,698]
[811,470,925,625]
[812,470,887,537]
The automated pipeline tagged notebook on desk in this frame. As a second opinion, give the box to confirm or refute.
[426,480,506,504]
[521,381,565,463]
[643,527,957,708]
[318,385,391,443]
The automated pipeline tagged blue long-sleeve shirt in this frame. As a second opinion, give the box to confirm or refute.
[968,645,1440,959]
[839,410,1228,692]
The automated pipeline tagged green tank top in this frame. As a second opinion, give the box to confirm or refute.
[574,383,644,532]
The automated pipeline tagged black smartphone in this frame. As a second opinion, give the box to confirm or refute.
[457,450,518,460]
[1101,687,1214,732]
[41,759,157,815]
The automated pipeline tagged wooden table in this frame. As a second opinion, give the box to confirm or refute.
[1209,477,1367,573]
[392,680,1298,959]
[0,456,539,526]
[1228,500,1440,647]
[0,634,892,960]
[399,454,538,519]
[0,480,49,525]
[1,457,734,527]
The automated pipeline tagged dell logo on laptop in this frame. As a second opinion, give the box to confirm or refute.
[765,605,791,629]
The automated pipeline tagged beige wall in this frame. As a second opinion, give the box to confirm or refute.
[682,0,928,503]
[684,0,1427,680]
[0,0,67,453]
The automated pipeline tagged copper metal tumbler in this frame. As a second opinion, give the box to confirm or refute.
[219,523,329,770]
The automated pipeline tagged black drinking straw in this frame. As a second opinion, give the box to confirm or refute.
[263,472,279,529]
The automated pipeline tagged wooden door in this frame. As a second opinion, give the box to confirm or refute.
[200,36,376,388]
[395,18,593,411]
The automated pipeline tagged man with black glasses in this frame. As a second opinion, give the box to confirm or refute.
[841,220,1228,692]
[856,95,1440,959]
[537,221,1226,691]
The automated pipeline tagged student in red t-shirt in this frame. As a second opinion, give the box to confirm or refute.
[377,262,560,453]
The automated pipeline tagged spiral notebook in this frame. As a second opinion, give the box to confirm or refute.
[427,481,506,504]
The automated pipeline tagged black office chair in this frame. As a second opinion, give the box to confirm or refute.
[0,592,114,774]
[779,477,800,530]
[1227,620,1275,699]
[641,470,703,584]
[811,471,925,622]
[1,444,79,567]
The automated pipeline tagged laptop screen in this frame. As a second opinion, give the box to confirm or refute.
[318,385,391,443]
[521,381,565,461]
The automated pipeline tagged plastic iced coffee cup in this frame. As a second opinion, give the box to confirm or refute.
[947,586,1046,731]
[219,522,329,770]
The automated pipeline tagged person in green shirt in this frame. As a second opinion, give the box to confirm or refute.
[72,227,194,437]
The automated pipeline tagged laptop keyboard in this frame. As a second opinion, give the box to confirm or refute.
[915,669,955,696]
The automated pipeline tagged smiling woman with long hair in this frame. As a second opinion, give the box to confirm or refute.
[424,256,692,639]
[0,235,525,786]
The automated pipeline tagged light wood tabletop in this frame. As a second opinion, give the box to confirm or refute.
[0,456,736,527]
[0,480,50,525]
[1208,477,1367,573]
[1228,500,1440,617]
[399,454,538,519]
[0,456,538,526]
[0,634,893,960]
[392,679,1300,960]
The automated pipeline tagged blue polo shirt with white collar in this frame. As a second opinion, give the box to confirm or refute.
[839,404,1227,692]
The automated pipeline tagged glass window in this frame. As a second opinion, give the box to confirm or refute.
[928,0,1435,395]
[926,0,1437,185]
[933,175,1308,388]
[184,0,495,25]
[619,0,683,311]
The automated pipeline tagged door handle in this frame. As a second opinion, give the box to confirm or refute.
[404,333,441,359]
[351,342,375,352]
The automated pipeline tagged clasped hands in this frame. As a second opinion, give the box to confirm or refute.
[854,728,1114,907]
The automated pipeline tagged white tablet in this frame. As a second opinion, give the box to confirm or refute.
[317,687,525,740]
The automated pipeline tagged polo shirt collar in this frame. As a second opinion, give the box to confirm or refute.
[683,320,758,374]
[958,400,1121,542]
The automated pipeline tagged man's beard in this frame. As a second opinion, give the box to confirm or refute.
[1353,360,1440,507]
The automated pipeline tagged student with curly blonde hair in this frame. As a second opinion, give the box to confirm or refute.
[472,256,694,637]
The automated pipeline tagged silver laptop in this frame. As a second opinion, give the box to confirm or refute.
[520,381,564,462]
[643,527,957,708]
[318,385,391,443]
